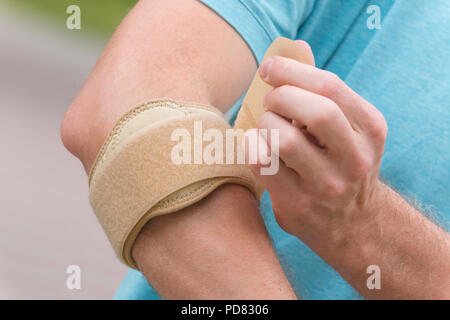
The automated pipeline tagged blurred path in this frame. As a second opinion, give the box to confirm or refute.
[0,4,128,299]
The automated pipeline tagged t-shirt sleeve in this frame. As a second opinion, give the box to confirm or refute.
[199,0,315,64]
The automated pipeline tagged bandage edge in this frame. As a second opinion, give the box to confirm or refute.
[122,175,259,269]
[88,111,260,268]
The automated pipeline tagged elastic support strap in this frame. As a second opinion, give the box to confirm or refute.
[89,99,260,268]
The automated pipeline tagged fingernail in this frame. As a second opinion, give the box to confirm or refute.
[259,58,273,79]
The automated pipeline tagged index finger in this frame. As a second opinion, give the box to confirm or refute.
[259,56,375,133]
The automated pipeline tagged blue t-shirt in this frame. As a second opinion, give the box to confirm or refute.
[114,0,450,300]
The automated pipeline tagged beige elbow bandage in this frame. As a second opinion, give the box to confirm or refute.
[89,99,261,268]
[88,37,314,269]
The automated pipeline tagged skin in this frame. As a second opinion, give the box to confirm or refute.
[61,0,296,299]
[62,0,448,300]
[245,54,450,299]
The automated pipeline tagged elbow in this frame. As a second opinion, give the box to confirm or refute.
[60,102,80,158]
[60,91,112,173]
[60,96,91,163]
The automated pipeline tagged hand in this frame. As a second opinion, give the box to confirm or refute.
[244,44,450,300]
[246,51,388,247]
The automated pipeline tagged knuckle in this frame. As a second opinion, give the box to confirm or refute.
[321,176,346,198]
[349,152,373,179]
[309,102,340,129]
[364,107,388,143]
[279,128,299,156]
[370,115,388,143]
[320,71,343,97]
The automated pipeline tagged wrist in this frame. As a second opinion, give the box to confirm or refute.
[296,180,389,277]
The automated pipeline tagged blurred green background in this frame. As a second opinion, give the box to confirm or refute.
[4,0,139,36]
[1,0,136,299]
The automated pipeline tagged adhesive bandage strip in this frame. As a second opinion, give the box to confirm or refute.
[88,37,314,269]
[234,37,315,131]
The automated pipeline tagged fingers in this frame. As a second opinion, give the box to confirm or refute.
[263,85,358,157]
[256,111,329,182]
[259,55,377,132]
[244,129,302,200]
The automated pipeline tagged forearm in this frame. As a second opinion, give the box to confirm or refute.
[305,182,450,299]
[61,0,295,299]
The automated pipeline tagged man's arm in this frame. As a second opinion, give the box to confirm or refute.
[61,0,296,299]
[247,55,450,299]
[61,0,256,172]
[331,183,450,299]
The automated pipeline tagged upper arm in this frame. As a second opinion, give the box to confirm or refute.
[61,0,256,170]
[199,0,315,63]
